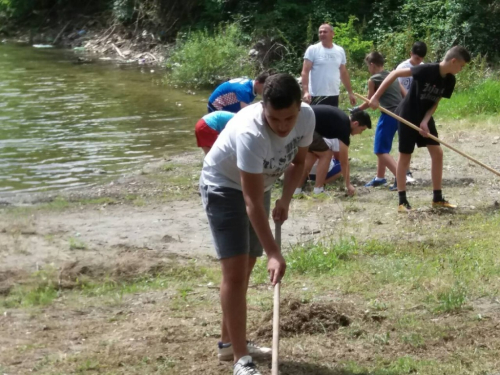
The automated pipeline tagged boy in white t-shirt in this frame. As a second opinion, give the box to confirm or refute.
[200,73,315,375]
[396,41,428,92]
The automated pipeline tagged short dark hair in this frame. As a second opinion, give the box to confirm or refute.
[365,51,384,67]
[411,41,427,58]
[350,108,372,129]
[262,73,302,109]
[255,71,275,84]
[444,45,471,63]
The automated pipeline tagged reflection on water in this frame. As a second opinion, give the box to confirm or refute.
[0,44,209,195]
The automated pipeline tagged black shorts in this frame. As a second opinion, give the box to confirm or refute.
[311,96,339,107]
[309,132,329,152]
[398,117,440,154]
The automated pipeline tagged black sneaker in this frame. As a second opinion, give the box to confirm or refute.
[234,355,261,375]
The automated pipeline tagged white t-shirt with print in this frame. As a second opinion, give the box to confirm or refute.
[304,43,347,97]
[396,59,423,91]
[201,102,315,191]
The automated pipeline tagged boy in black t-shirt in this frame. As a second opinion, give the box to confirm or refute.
[369,46,471,212]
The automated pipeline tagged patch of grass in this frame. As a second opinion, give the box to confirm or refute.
[401,332,426,348]
[1,269,59,308]
[78,263,218,300]
[342,356,437,374]
[286,238,358,275]
[439,79,500,119]
[1,261,220,310]
[162,163,176,172]
[431,282,469,313]
[69,237,87,250]
[79,197,118,205]
[76,359,100,372]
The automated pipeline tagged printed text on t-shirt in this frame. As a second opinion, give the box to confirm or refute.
[263,136,302,177]
[420,83,445,103]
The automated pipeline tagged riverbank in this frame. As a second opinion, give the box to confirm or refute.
[1,15,171,66]
[1,114,500,374]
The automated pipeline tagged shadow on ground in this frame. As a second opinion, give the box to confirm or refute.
[276,361,372,375]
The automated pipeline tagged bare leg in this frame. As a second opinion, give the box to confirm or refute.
[313,150,332,189]
[377,153,397,178]
[220,257,257,344]
[325,172,342,184]
[219,254,251,362]
[427,145,443,190]
[397,153,412,192]
[202,146,211,155]
[297,153,318,189]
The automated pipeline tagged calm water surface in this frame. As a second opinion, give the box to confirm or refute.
[0,44,209,195]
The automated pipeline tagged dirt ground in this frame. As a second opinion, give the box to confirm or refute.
[1,126,500,374]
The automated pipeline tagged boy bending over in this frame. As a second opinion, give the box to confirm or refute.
[295,105,371,196]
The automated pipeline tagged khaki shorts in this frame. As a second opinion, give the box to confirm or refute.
[308,131,329,152]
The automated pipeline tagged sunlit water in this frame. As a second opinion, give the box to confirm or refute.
[0,43,209,195]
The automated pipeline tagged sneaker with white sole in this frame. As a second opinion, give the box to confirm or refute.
[406,171,415,183]
[234,355,261,375]
[218,341,272,361]
[365,177,387,187]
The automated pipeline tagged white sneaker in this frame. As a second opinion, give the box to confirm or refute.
[234,355,261,375]
[293,187,303,195]
[313,187,324,194]
[218,341,272,361]
[406,171,415,183]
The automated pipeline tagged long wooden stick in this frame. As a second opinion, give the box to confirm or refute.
[354,93,500,178]
[272,221,282,375]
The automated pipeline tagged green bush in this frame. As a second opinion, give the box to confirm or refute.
[439,79,500,118]
[334,16,373,67]
[167,23,257,88]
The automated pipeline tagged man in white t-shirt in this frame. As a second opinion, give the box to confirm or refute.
[200,73,314,375]
[301,23,357,107]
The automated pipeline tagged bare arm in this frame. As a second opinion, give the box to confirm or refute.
[240,170,287,284]
[419,99,441,137]
[340,64,356,105]
[400,82,407,98]
[301,59,313,103]
[358,79,376,111]
[279,146,308,213]
[338,140,355,196]
[369,68,412,108]
[240,102,248,109]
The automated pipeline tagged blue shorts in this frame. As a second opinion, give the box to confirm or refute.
[374,113,398,154]
[309,159,341,181]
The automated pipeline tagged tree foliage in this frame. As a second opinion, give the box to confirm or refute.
[2,0,499,65]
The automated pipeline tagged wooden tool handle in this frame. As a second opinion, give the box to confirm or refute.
[272,221,282,375]
[272,282,280,375]
[354,93,500,178]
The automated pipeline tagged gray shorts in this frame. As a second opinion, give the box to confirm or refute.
[200,184,271,259]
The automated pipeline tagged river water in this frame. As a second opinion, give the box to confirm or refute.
[0,43,209,195]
